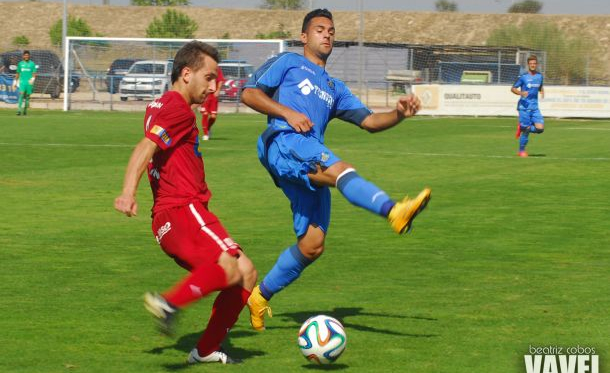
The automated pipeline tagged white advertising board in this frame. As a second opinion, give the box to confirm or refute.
[413,85,610,118]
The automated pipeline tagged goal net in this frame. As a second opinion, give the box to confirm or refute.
[63,37,285,111]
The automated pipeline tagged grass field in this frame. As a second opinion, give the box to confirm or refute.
[1,109,609,373]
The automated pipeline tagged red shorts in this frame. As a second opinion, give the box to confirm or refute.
[199,95,218,115]
[151,201,241,271]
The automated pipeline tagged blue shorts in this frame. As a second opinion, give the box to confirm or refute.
[519,109,544,128]
[258,132,341,237]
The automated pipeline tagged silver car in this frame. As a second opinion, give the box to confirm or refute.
[119,60,173,101]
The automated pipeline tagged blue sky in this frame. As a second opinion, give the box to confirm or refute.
[3,0,608,14]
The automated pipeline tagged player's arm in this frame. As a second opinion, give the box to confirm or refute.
[114,137,159,217]
[360,94,421,133]
[241,87,313,133]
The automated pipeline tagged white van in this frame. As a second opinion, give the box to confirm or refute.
[119,60,173,101]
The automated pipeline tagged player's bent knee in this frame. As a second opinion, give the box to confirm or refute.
[237,254,258,290]
[302,244,324,260]
[218,253,242,286]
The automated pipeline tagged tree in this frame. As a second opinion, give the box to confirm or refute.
[12,35,30,48]
[49,16,94,46]
[256,23,291,39]
[508,0,543,13]
[146,9,197,39]
[487,21,599,84]
[260,0,304,10]
[435,0,458,12]
[132,0,189,5]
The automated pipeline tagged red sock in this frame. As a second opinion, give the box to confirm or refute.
[162,262,227,308]
[196,286,251,356]
[515,122,522,139]
[209,116,216,128]
[202,115,210,136]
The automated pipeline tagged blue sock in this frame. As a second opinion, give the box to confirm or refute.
[519,131,529,151]
[259,245,312,300]
[336,169,395,217]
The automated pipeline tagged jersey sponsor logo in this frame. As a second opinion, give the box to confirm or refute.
[300,65,316,75]
[148,101,163,109]
[298,78,314,95]
[150,125,172,146]
[149,167,160,180]
[297,78,334,108]
[527,83,541,89]
[155,221,171,243]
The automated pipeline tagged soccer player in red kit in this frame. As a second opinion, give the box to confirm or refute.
[198,66,224,140]
[114,41,257,365]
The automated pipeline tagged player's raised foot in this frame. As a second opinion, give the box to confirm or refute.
[144,292,179,337]
[388,188,432,234]
[16,111,21,116]
[518,151,528,157]
[247,285,272,331]
[188,348,242,364]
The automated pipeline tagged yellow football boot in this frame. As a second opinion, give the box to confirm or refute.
[388,188,431,234]
[247,285,273,331]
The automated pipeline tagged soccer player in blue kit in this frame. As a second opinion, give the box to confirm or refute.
[241,8,432,331]
[512,55,545,157]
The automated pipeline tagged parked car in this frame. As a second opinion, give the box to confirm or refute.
[106,58,141,94]
[119,60,173,101]
[218,60,254,101]
[0,50,78,98]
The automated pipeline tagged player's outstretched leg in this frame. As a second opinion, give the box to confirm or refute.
[144,292,179,336]
[387,188,432,234]
[335,168,431,234]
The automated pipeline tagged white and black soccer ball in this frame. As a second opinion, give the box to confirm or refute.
[298,315,347,364]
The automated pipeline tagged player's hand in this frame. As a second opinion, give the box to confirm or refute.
[521,91,528,98]
[114,194,138,217]
[28,78,35,85]
[12,80,18,89]
[396,94,421,118]
[285,110,314,133]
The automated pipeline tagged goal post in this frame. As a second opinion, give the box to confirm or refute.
[63,36,285,111]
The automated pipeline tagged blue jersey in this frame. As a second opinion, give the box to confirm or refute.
[245,52,372,143]
[513,71,544,111]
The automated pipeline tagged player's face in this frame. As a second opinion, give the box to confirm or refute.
[528,59,537,72]
[23,53,30,61]
[301,16,335,62]
[188,55,218,105]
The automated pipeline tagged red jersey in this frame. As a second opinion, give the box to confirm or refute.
[144,91,211,215]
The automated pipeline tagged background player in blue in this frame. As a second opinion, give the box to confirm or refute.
[241,8,432,331]
[512,55,545,157]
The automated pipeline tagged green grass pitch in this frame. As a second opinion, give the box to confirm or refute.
[1,109,609,373]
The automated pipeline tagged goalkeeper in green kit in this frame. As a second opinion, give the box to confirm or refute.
[12,51,37,116]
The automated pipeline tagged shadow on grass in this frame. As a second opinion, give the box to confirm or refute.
[301,363,349,370]
[528,153,546,157]
[271,307,439,338]
[144,329,265,370]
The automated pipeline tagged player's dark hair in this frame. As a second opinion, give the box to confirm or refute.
[23,50,30,55]
[302,8,333,33]
[527,55,538,62]
[171,41,219,84]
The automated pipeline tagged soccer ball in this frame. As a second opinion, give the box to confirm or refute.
[298,315,347,364]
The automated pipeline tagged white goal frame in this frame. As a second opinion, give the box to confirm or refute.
[63,36,285,111]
